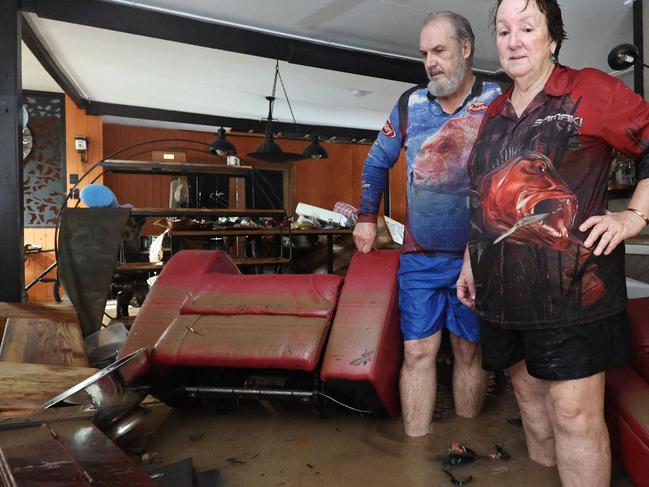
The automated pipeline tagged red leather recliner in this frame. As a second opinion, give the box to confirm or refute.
[119,250,402,417]
[605,296,649,487]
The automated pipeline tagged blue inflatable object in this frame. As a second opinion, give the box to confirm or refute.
[80,184,119,208]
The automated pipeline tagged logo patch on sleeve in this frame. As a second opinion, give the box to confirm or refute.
[381,120,397,138]
[466,101,488,113]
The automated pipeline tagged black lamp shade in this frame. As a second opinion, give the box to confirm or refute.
[607,43,639,71]
[208,128,237,156]
[256,134,284,155]
[247,132,304,162]
[302,136,329,159]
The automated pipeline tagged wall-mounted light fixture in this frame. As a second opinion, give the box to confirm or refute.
[608,43,649,70]
[75,135,88,163]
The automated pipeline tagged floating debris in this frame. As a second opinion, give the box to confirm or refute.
[444,441,477,466]
[442,468,474,485]
[489,444,511,461]
[226,457,246,465]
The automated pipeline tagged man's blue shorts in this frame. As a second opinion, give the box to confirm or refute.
[398,252,480,343]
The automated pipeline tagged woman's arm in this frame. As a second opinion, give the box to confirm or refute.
[579,178,649,256]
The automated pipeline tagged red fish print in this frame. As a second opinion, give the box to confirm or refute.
[413,116,481,192]
[478,151,604,307]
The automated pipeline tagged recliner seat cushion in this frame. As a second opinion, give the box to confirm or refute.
[153,313,331,371]
[180,274,343,318]
[628,297,649,382]
[605,366,649,486]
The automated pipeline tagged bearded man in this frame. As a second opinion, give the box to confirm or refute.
[353,11,503,436]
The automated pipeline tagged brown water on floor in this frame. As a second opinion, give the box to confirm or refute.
[133,371,634,487]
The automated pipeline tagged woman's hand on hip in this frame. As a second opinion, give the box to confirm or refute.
[579,210,646,256]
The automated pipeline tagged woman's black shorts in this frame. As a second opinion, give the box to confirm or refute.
[480,312,632,380]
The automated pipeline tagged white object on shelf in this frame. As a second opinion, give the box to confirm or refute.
[383,215,404,245]
[149,230,168,263]
[626,277,649,299]
[296,202,348,226]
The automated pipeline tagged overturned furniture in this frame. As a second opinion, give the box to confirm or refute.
[119,250,402,416]
[605,296,649,486]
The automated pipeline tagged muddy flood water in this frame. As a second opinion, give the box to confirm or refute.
[132,368,635,487]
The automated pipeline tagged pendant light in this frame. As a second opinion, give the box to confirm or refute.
[248,61,328,162]
[303,135,329,159]
[208,127,237,156]
[248,94,304,162]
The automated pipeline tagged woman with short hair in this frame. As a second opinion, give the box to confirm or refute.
[457,0,649,485]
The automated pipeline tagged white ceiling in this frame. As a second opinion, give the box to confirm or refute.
[22,41,63,94]
[21,0,637,133]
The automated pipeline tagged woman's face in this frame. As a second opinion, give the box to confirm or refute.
[495,0,557,82]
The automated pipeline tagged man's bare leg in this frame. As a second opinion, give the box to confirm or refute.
[508,361,556,466]
[400,332,442,436]
[546,373,610,487]
[449,334,488,417]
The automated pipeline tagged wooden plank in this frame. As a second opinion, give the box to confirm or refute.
[0,362,97,407]
[0,302,78,321]
[0,420,159,486]
[0,318,89,367]
[114,262,164,272]
[0,423,92,486]
[0,302,78,339]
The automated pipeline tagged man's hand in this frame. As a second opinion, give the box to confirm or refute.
[456,247,476,309]
[353,222,377,253]
[579,209,646,256]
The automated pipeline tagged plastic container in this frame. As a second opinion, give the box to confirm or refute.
[84,322,129,368]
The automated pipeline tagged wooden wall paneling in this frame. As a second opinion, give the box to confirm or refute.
[388,149,408,224]
[294,141,357,212]
[102,125,315,219]
[101,124,386,225]
[287,164,295,214]
[65,96,104,204]
[23,227,57,303]
[350,144,370,209]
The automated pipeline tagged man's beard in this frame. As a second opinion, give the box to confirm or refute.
[427,55,466,98]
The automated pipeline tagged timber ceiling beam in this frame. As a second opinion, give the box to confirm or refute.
[21,0,426,84]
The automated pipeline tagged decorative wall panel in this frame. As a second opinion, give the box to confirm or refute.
[23,90,66,227]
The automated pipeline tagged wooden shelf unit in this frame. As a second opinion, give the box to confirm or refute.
[100,159,253,177]
[170,227,352,273]
[169,227,352,237]
[103,159,289,268]
[129,208,286,218]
